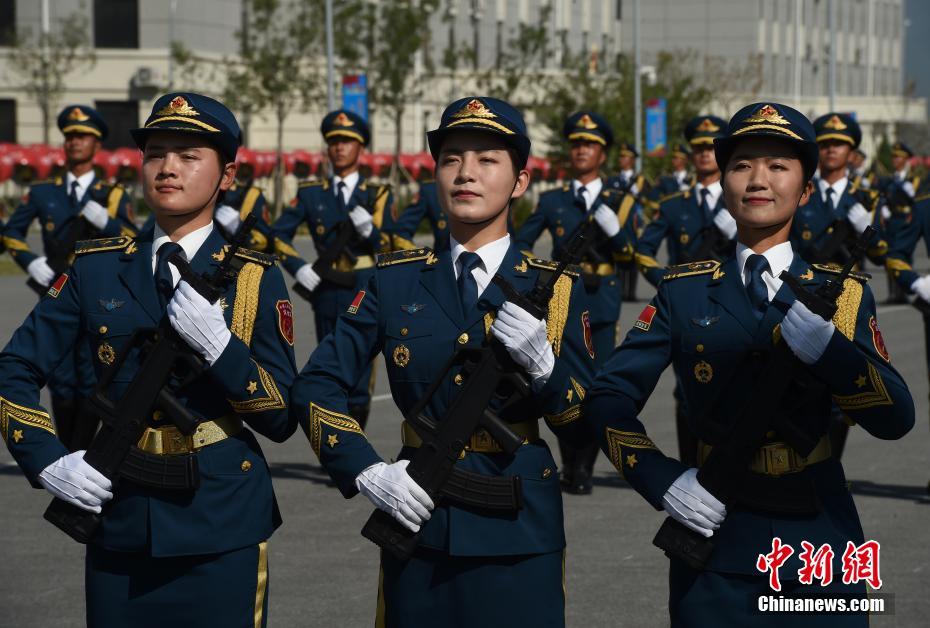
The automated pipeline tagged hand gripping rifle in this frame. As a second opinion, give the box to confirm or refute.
[652,226,876,570]
[27,215,97,295]
[360,223,594,561]
[43,214,258,543]
[291,185,390,300]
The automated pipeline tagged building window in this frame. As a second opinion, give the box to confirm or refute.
[0,0,14,46]
[93,0,139,49]
[0,99,16,143]
[95,100,138,149]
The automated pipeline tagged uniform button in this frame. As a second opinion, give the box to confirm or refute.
[152,410,163,422]
[454,374,464,385]
[98,326,108,334]
[457,333,469,345]
[400,327,409,336]
[766,430,776,439]
[542,468,552,479]
[241,460,252,472]
[696,344,704,352]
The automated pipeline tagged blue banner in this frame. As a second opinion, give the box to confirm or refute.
[645,98,667,157]
[342,74,368,121]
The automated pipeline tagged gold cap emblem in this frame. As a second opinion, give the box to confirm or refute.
[577,114,598,129]
[744,104,789,126]
[695,118,720,133]
[452,98,496,119]
[67,107,90,122]
[823,114,847,130]
[333,112,353,127]
[155,96,199,117]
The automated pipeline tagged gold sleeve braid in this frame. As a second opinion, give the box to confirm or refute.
[833,362,892,411]
[831,278,863,341]
[617,194,636,228]
[605,428,659,478]
[308,403,364,457]
[0,396,55,442]
[273,238,301,259]
[545,405,582,427]
[546,274,573,357]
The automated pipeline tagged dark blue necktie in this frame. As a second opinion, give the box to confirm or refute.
[574,185,588,211]
[155,242,184,311]
[825,187,836,213]
[457,252,482,313]
[69,180,80,208]
[700,188,712,221]
[745,254,770,319]
[336,180,347,213]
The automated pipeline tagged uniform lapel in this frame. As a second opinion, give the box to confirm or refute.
[706,257,757,339]
[189,227,227,277]
[468,244,534,331]
[420,249,464,327]
[118,227,162,323]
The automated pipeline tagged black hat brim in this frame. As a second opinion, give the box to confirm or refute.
[130,126,239,163]
[427,126,531,169]
[714,134,819,181]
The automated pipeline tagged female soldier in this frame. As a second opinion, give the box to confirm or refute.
[291,97,597,627]
[583,102,914,627]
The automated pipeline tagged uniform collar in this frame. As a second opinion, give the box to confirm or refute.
[333,170,360,199]
[619,169,634,180]
[694,180,722,208]
[572,178,603,209]
[450,233,511,282]
[736,240,794,294]
[66,169,96,198]
[818,176,848,202]
[152,221,214,273]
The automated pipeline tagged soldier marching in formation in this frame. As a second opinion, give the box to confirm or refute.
[0,74,924,626]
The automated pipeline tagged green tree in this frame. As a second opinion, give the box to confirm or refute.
[174,0,325,216]
[3,6,96,144]
[536,50,713,180]
[336,0,441,187]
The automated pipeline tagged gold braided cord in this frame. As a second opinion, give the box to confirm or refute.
[546,405,582,427]
[308,402,364,457]
[0,396,55,442]
[230,262,264,347]
[831,278,862,341]
[546,274,572,357]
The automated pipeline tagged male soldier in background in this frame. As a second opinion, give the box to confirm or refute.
[2,105,136,451]
[516,111,638,494]
[272,110,393,430]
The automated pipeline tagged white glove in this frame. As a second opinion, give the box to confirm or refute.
[902,181,915,198]
[661,468,726,538]
[629,182,640,196]
[214,204,242,233]
[911,275,930,302]
[593,205,621,237]
[712,208,738,239]
[295,263,322,293]
[880,204,892,221]
[79,199,109,230]
[349,206,374,238]
[846,203,872,234]
[780,299,836,365]
[27,256,56,286]
[356,460,434,533]
[167,280,231,365]
[38,450,113,514]
[490,301,555,384]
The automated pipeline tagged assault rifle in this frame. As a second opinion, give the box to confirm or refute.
[360,220,593,561]
[27,214,97,295]
[653,227,876,570]
[43,214,258,543]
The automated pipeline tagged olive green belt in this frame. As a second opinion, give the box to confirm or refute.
[697,436,832,477]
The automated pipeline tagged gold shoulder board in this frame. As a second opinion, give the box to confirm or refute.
[811,263,870,282]
[74,236,134,255]
[526,257,580,278]
[298,180,324,188]
[658,191,684,204]
[234,248,277,266]
[377,247,434,267]
[662,260,721,280]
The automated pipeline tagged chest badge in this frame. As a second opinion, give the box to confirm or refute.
[400,303,425,314]
[679,233,690,244]
[315,224,326,235]
[694,360,713,384]
[393,344,411,368]
[555,226,565,237]
[98,298,125,312]
[802,229,812,241]
[97,343,116,365]
[691,316,719,328]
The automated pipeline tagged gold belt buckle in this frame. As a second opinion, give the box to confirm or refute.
[468,429,500,453]
[760,442,793,477]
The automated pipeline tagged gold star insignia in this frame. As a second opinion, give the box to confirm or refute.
[12,429,23,443]
[246,381,258,395]
[855,374,867,388]
[626,453,638,468]
[566,388,574,403]
[327,434,339,448]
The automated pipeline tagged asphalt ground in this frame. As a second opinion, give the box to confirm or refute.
[0,233,928,627]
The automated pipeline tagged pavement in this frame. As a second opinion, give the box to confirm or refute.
[0,233,928,627]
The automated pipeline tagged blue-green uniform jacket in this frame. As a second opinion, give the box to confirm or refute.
[788,178,887,264]
[635,186,736,287]
[291,244,597,557]
[0,227,297,556]
[885,190,930,290]
[515,182,638,328]
[385,181,450,251]
[2,175,137,271]
[583,254,914,577]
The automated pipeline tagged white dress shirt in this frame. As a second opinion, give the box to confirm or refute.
[450,234,511,298]
[736,240,794,301]
[818,177,848,204]
[694,180,723,210]
[572,178,604,211]
[333,170,360,207]
[152,222,214,286]
[66,169,96,203]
